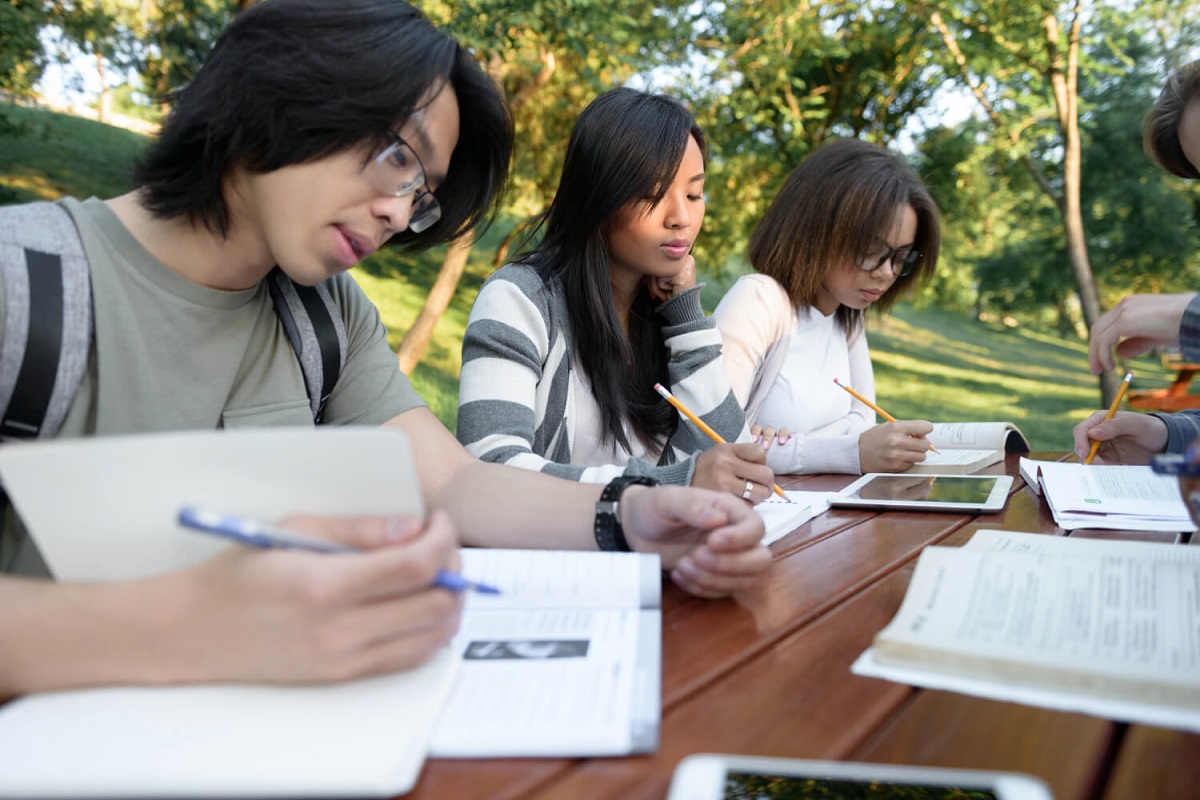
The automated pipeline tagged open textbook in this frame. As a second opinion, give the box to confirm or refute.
[430,548,661,757]
[1020,457,1196,532]
[904,422,1030,475]
[852,530,1200,732]
[0,429,665,797]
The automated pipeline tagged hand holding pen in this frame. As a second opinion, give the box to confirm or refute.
[179,507,500,594]
[167,507,474,685]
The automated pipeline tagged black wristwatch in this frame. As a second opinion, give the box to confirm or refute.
[594,475,659,552]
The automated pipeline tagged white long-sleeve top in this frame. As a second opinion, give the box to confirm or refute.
[713,273,876,474]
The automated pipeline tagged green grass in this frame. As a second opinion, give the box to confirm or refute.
[867,305,1177,452]
[1,104,1187,451]
[0,104,146,204]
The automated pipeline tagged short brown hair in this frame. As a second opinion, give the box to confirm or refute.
[746,138,940,334]
[1144,60,1200,179]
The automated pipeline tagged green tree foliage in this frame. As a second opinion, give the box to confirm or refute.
[0,0,48,99]
[431,0,694,232]
[915,5,1200,332]
[138,0,235,110]
[682,0,945,273]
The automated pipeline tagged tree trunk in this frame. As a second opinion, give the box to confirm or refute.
[396,235,473,375]
[389,48,558,374]
[1044,7,1121,406]
[95,51,110,124]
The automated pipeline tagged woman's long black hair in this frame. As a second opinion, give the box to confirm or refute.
[516,87,706,454]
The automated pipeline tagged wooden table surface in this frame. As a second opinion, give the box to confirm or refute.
[407,454,1200,800]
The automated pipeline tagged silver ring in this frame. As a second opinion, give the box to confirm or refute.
[741,480,754,500]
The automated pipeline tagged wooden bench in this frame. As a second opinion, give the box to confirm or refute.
[1127,347,1200,411]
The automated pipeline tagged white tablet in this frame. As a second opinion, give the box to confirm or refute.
[667,754,1053,800]
[831,473,1013,513]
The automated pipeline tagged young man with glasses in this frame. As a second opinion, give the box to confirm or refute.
[714,137,942,475]
[0,0,770,699]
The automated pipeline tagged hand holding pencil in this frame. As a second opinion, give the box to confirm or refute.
[833,379,936,474]
[653,383,790,503]
[1083,371,1134,465]
[1070,372,1159,466]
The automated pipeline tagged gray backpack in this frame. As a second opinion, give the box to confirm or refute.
[0,201,347,439]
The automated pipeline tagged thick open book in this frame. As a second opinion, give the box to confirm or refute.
[429,548,661,757]
[853,530,1200,730]
[904,421,1030,475]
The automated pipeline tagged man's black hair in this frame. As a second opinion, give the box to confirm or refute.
[132,0,511,250]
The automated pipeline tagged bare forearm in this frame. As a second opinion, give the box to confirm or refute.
[430,460,599,550]
[0,575,181,698]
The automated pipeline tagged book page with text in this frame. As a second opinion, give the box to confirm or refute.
[873,545,1200,705]
[458,549,660,610]
[963,529,1192,557]
[429,549,661,757]
[429,606,655,756]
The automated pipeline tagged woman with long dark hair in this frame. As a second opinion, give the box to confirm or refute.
[457,87,774,501]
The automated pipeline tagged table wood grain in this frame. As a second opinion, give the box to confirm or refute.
[406,454,1198,800]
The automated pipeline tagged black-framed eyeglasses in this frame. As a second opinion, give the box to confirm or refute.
[859,245,922,277]
[367,133,442,234]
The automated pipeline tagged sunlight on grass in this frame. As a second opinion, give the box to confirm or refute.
[870,306,1178,451]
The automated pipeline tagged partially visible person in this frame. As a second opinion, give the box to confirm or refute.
[1072,59,1200,464]
[1071,292,1200,463]
[713,138,940,475]
[456,87,776,503]
[0,0,770,701]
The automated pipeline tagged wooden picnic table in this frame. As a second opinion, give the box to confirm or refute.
[405,453,1200,800]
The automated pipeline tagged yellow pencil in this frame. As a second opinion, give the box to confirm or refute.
[653,383,790,502]
[1084,371,1134,465]
[832,378,938,453]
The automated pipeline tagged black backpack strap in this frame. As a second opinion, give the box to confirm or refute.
[0,202,92,440]
[266,268,348,424]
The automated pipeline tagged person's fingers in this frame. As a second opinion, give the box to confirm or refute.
[1071,410,1109,458]
[277,514,423,549]
[328,617,462,682]
[724,441,766,463]
[669,551,768,598]
[333,584,462,655]
[317,511,461,604]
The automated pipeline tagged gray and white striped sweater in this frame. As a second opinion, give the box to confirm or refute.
[456,262,746,484]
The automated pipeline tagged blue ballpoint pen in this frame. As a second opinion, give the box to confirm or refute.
[177,506,501,595]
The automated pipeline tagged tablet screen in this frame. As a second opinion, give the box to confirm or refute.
[848,475,1001,505]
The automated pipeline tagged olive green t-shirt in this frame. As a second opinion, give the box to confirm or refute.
[1,197,425,576]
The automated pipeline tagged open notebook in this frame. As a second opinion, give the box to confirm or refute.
[0,428,447,798]
[0,428,667,795]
